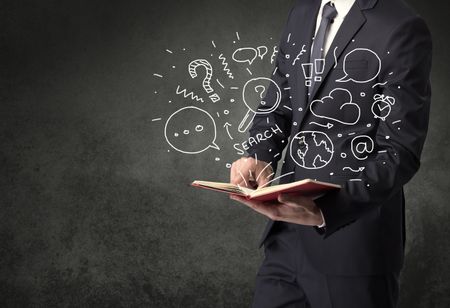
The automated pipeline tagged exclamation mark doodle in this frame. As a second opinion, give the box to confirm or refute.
[301,63,313,87]
[314,59,325,82]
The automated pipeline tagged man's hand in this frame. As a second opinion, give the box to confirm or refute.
[230,157,274,189]
[230,193,324,226]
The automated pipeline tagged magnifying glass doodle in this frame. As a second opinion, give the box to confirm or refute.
[238,77,282,133]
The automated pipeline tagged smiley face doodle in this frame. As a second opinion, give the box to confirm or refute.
[164,106,220,154]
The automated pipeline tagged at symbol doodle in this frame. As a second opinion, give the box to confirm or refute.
[351,135,374,160]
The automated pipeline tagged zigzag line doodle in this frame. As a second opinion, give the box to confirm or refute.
[175,85,204,103]
[218,54,234,79]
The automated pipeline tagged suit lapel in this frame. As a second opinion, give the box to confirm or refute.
[293,0,321,94]
[292,0,321,128]
[308,4,367,103]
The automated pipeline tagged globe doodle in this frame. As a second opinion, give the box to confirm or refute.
[290,131,334,169]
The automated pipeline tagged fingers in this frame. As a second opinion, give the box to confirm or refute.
[230,157,257,187]
[278,193,317,212]
[254,162,274,188]
[230,195,279,220]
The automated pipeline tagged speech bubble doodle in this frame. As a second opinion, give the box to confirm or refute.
[351,135,374,160]
[310,88,361,125]
[257,46,268,59]
[290,131,334,169]
[336,48,381,83]
[164,106,220,154]
[232,47,258,65]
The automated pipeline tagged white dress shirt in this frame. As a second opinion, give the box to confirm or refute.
[313,0,356,228]
[314,0,356,56]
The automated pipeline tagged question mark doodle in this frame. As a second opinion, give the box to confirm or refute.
[255,85,266,106]
[188,59,221,103]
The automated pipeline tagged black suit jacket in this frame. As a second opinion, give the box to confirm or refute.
[247,0,432,275]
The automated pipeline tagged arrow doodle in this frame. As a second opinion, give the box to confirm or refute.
[223,122,234,140]
[309,121,334,129]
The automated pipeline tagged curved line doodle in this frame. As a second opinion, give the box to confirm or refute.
[343,166,366,172]
[333,46,338,68]
[292,44,307,66]
[271,46,279,64]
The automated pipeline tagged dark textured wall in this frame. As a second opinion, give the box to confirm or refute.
[1,0,449,307]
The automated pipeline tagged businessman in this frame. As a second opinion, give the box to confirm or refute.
[230,0,432,307]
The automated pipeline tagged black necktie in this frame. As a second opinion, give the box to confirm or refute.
[310,2,338,92]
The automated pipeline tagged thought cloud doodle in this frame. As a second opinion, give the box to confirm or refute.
[351,135,374,160]
[238,77,282,133]
[164,106,220,154]
[336,48,381,83]
[290,131,334,169]
[310,88,361,126]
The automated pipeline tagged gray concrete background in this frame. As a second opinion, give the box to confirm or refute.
[1,0,449,307]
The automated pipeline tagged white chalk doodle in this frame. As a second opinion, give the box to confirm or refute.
[343,166,366,172]
[232,46,268,65]
[309,122,334,129]
[257,46,268,60]
[216,79,225,89]
[175,85,204,103]
[232,47,257,65]
[223,122,234,140]
[372,81,388,88]
[259,171,295,189]
[238,77,282,133]
[271,46,279,64]
[310,88,361,125]
[332,46,338,68]
[301,63,313,87]
[351,135,374,160]
[371,94,395,121]
[218,54,234,79]
[188,59,220,103]
[164,106,220,154]
[336,48,381,83]
[292,44,307,66]
[290,131,334,169]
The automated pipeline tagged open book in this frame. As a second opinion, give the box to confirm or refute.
[191,179,341,202]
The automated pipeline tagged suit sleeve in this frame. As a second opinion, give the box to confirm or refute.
[315,16,433,237]
[246,7,295,174]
